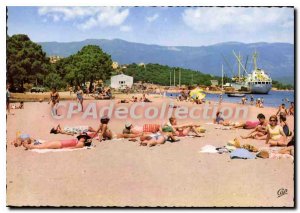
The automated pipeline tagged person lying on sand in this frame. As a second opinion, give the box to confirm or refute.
[265,115,287,146]
[163,116,203,137]
[90,117,143,141]
[241,113,268,140]
[139,132,178,147]
[231,113,266,129]
[13,133,92,149]
[50,124,95,136]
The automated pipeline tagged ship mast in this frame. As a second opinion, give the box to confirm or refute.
[253,51,258,70]
[238,52,241,82]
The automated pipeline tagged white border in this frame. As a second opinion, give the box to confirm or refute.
[1,0,298,212]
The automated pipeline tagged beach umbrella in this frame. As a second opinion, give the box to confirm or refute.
[190,88,206,100]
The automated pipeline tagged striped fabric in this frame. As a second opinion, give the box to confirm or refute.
[143,124,160,133]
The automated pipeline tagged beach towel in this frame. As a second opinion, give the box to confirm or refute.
[199,145,218,153]
[29,146,94,153]
[230,148,256,159]
[143,124,160,133]
[215,126,232,130]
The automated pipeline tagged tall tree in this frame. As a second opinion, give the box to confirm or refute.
[6,34,50,88]
[57,45,113,90]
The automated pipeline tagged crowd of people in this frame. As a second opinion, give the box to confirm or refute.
[213,109,293,147]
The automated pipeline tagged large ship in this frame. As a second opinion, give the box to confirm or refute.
[225,51,272,94]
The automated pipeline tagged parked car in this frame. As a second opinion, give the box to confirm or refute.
[30,87,46,93]
[10,86,25,93]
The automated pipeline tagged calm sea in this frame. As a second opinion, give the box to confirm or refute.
[166,90,295,108]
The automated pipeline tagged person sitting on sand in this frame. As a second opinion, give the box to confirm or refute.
[50,124,95,136]
[14,133,92,149]
[213,111,225,124]
[163,116,203,137]
[241,113,268,140]
[90,116,117,141]
[276,103,288,117]
[288,102,294,116]
[279,114,292,137]
[90,116,140,141]
[142,94,151,102]
[266,115,287,146]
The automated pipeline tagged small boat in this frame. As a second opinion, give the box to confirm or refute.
[227,93,246,97]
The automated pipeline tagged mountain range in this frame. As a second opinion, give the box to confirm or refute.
[39,39,294,84]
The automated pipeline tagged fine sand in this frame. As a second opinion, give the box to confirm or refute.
[6,95,294,207]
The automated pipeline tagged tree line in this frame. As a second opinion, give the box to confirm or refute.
[6,34,294,91]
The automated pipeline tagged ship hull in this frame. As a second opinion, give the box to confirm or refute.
[249,84,272,94]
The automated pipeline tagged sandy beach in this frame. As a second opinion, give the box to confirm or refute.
[6,94,294,207]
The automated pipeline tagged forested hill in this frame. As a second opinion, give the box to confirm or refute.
[39,39,294,84]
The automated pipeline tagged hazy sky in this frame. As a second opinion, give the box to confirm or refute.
[7,6,294,46]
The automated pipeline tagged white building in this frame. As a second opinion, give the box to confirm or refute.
[110,74,133,89]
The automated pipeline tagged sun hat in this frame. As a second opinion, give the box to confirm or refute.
[125,122,132,128]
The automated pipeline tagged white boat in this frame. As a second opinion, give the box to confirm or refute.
[227,93,246,97]
[225,51,272,94]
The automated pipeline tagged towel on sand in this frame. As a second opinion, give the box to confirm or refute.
[230,148,256,159]
[199,145,218,153]
[29,146,93,153]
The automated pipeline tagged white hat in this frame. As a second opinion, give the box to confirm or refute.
[125,122,132,128]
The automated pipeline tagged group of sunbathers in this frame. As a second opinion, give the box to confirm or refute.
[117,94,151,103]
[12,115,206,149]
[213,110,293,147]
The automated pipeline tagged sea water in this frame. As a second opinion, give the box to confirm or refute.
[165,90,294,108]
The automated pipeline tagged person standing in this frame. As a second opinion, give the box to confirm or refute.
[48,87,60,116]
[6,84,11,114]
[76,86,84,112]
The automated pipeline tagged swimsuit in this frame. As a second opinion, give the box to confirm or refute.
[216,116,224,124]
[267,125,283,140]
[245,121,260,129]
[60,139,78,148]
[77,91,83,101]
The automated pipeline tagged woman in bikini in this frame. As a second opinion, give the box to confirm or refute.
[48,87,60,116]
[76,86,84,112]
[266,115,287,146]
[13,133,91,149]
[163,116,203,137]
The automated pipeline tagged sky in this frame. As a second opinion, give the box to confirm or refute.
[7,6,294,46]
